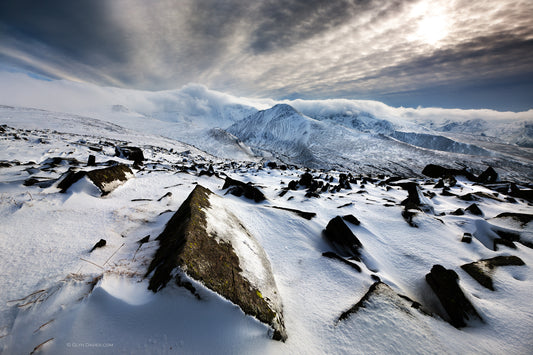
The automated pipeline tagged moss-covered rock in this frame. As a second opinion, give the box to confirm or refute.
[146,185,286,341]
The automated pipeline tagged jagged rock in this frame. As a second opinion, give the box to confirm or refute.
[57,164,133,195]
[270,206,316,220]
[323,216,363,260]
[477,167,498,184]
[115,146,144,165]
[451,208,465,216]
[145,185,286,341]
[342,215,361,226]
[421,164,477,181]
[425,265,482,328]
[288,180,298,190]
[87,155,96,166]
[90,239,106,252]
[461,256,525,290]
[509,184,533,202]
[465,203,483,216]
[222,177,266,202]
[198,165,216,177]
[337,282,427,323]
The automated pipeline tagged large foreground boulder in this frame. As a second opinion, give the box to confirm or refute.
[146,185,286,341]
[426,265,482,328]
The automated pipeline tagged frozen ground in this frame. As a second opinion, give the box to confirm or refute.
[1,105,532,354]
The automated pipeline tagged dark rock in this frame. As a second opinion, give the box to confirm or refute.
[270,206,316,220]
[337,202,353,209]
[299,172,313,187]
[115,146,144,165]
[493,229,520,242]
[494,212,533,226]
[461,233,472,243]
[288,180,298,190]
[509,183,533,202]
[90,239,106,252]
[266,161,277,169]
[222,177,266,202]
[493,238,516,250]
[57,169,87,193]
[137,235,150,244]
[461,256,525,290]
[477,167,498,184]
[57,164,133,195]
[88,155,96,166]
[459,193,477,201]
[342,215,361,226]
[337,282,427,323]
[465,203,483,216]
[422,164,476,181]
[278,189,289,197]
[86,165,133,196]
[198,165,216,177]
[402,210,418,228]
[425,265,482,328]
[322,252,361,272]
[304,191,320,198]
[434,179,445,188]
[451,208,465,216]
[323,216,363,259]
[157,192,172,201]
[146,185,286,341]
[175,273,201,299]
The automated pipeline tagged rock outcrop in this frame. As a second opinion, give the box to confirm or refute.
[146,185,286,341]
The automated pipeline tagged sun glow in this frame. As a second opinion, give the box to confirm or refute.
[409,2,451,47]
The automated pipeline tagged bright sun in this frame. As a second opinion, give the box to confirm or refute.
[410,2,450,46]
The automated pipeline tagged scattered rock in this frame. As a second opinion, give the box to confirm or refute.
[157,192,172,201]
[337,282,427,323]
[323,216,363,260]
[451,208,465,216]
[461,256,525,290]
[477,167,498,184]
[402,210,418,228]
[90,239,106,252]
[88,155,96,166]
[270,206,316,220]
[115,146,144,165]
[461,233,472,243]
[342,215,361,226]
[337,202,353,209]
[465,203,483,216]
[322,251,361,272]
[425,265,482,328]
[222,177,266,202]
[493,238,516,250]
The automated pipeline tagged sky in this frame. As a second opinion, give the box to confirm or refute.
[0,0,532,111]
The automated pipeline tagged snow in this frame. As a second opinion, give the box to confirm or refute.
[0,74,532,354]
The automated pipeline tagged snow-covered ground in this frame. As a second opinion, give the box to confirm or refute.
[0,74,532,354]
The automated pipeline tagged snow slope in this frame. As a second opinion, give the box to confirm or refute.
[1,106,533,354]
[0,72,531,175]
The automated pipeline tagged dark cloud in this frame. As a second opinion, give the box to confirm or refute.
[0,0,129,63]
